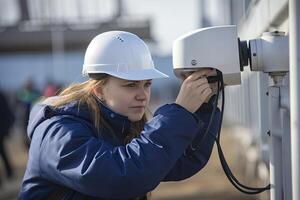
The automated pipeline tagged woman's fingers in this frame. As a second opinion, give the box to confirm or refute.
[194,77,209,87]
[175,68,216,113]
[197,84,212,100]
[185,69,212,82]
[201,87,213,100]
[197,83,211,93]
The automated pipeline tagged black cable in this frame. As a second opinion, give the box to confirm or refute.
[216,73,270,194]
[190,71,270,194]
[188,71,222,151]
[214,73,269,193]
[216,77,270,193]
[189,95,218,151]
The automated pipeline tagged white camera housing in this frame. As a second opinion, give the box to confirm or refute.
[173,25,241,85]
[249,32,289,73]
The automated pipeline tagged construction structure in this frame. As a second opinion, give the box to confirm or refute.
[200,0,299,199]
[0,0,153,91]
[0,0,152,52]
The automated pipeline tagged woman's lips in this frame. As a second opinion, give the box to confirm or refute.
[130,106,145,112]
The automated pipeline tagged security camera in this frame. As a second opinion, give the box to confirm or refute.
[248,31,289,73]
[173,25,242,85]
[172,26,289,85]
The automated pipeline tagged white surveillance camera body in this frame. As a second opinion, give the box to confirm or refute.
[249,32,289,73]
[172,26,289,85]
[172,25,241,85]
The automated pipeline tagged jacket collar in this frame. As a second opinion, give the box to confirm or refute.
[98,101,132,138]
[28,96,132,140]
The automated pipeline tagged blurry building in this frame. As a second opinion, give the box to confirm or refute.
[0,0,153,91]
[0,0,152,52]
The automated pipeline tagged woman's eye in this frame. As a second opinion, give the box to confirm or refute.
[126,83,136,87]
[145,82,152,87]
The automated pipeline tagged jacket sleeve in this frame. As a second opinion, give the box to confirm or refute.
[38,104,201,199]
[163,109,221,181]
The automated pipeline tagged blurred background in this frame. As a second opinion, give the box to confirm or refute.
[0,0,289,199]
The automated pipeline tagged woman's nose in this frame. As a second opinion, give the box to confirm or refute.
[136,87,148,101]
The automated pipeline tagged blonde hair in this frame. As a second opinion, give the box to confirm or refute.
[50,77,148,143]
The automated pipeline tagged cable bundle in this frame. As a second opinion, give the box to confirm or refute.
[189,71,270,194]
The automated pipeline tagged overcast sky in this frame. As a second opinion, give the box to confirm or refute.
[125,0,200,54]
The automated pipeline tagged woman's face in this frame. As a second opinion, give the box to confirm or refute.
[94,76,152,122]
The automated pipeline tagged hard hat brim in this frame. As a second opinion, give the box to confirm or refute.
[85,68,169,81]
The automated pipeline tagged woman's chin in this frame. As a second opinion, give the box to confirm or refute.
[128,114,144,122]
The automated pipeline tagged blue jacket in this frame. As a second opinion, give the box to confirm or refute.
[19,100,220,200]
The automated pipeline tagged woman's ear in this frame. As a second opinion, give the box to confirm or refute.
[93,86,104,101]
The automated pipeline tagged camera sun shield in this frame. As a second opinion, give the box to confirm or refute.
[172,25,242,85]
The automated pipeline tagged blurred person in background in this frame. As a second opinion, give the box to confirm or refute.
[0,89,15,186]
[43,80,61,98]
[17,78,40,148]
[19,31,220,199]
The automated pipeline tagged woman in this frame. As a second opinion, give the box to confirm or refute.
[19,31,221,199]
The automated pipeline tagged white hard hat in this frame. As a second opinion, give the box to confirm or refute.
[82,31,168,80]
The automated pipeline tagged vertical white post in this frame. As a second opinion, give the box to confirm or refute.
[268,86,283,200]
[289,0,300,199]
[281,107,292,200]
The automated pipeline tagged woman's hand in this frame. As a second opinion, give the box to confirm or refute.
[175,69,212,113]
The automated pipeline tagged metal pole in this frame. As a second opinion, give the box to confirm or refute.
[281,108,292,200]
[279,76,292,200]
[268,86,283,200]
[289,0,300,199]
